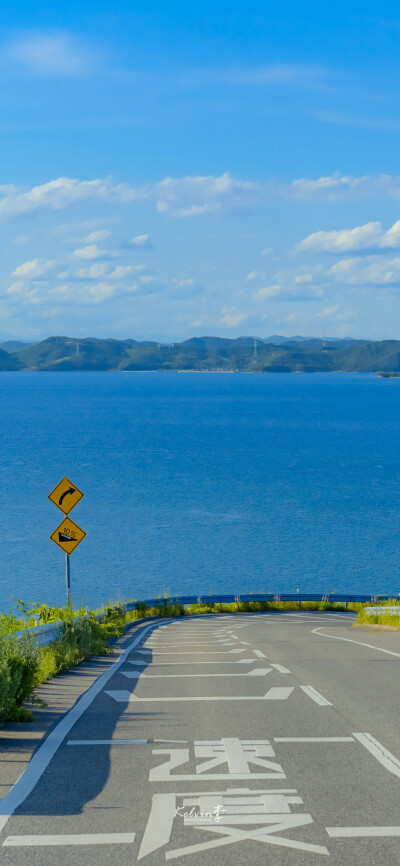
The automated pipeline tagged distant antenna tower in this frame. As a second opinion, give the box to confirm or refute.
[253,338,258,359]
[322,331,326,350]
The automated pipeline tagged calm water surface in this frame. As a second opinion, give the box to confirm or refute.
[0,372,399,610]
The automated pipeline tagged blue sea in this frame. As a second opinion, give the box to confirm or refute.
[1,372,400,612]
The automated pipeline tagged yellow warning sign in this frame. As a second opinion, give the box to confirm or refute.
[48,477,84,515]
[50,516,86,555]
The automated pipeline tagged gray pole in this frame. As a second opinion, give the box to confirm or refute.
[66,552,71,603]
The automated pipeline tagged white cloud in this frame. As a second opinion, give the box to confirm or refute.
[246,271,258,281]
[74,263,110,279]
[12,258,56,277]
[3,31,95,78]
[154,172,259,217]
[84,229,111,242]
[6,281,26,295]
[110,264,145,278]
[328,255,400,285]
[220,308,250,327]
[0,177,140,218]
[294,273,313,283]
[252,284,282,299]
[287,172,400,201]
[72,244,119,260]
[13,234,32,245]
[315,305,340,318]
[298,221,385,252]
[3,172,400,226]
[261,247,273,256]
[129,234,152,248]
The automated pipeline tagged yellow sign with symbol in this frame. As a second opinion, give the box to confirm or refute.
[50,516,86,555]
[48,477,84,514]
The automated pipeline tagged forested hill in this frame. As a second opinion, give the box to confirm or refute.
[0,335,400,372]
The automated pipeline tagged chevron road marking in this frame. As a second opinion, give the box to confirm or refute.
[105,687,295,703]
[120,668,273,679]
[2,834,136,847]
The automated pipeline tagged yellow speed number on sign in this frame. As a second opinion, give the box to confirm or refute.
[50,516,86,555]
[48,476,84,515]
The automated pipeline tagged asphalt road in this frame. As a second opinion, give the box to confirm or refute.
[0,611,400,865]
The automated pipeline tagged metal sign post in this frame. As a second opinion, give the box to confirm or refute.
[66,553,71,601]
[48,476,86,603]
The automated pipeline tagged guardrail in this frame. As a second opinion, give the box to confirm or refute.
[125,592,399,608]
[11,592,400,647]
[364,606,400,616]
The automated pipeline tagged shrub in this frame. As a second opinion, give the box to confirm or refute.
[0,634,39,722]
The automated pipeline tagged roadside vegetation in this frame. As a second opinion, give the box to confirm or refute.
[357,600,400,629]
[0,595,397,724]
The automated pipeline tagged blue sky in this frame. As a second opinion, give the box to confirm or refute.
[1,1,400,341]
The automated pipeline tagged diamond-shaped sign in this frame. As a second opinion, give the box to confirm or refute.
[50,516,86,554]
[48,477,84,514]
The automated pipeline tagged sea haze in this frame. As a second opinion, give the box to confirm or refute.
[0,372,399,611]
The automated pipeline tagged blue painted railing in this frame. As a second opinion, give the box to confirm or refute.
[125,591,399,610]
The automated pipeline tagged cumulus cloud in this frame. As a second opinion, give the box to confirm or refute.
[298,219,400,253]
[3,31,95,78]
[220,308,251,327]
[12,258,56,277]
[111,264,146,278]
[252,279,324,301]
[0,177,140,218]
[328,255,400,285]
[84,229,111,242]
[129,234,153,248]
[287,172,400,201]
[297,221,383,253]
[155,172,259,217]
[252,284,282,299]
[0,172,258,221]
[73,263,110,279]
[246,271,258,281]
[72,244,119,260]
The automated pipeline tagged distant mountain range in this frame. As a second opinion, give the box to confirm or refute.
[0,335,399,372]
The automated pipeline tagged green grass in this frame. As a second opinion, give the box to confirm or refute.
[357,600,400,629]
[0,606,127,724]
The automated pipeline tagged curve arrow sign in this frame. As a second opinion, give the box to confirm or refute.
[59,487,76,507]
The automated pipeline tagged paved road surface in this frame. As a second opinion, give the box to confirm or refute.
[0,612,400,865]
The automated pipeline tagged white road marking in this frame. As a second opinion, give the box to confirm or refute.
[326,826,400,837]
[2,833,136,846]
[0,620,171,837]
[300,686,332,706]
[270,664,291,674]
[312,627,400,658]
[105,687,294,702]
[121,668,272,679]
[67,738,188,745]
[137,649,246,655]
[253,649,266,658]
[127,659,254,666]
[274,737,354,743]
[353,733,400,778]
